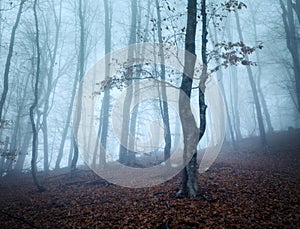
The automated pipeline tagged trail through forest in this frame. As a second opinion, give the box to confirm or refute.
[0,130,299,228]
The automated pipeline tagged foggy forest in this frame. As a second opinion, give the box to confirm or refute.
[0,0,299,228]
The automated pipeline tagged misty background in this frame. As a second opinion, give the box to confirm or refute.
[0,0,299,174]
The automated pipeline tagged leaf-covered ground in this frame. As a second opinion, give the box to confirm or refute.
[0,130,299,228]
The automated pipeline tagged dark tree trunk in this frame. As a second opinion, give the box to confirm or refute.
[0,0,26,121]
[30,0,45,192]
[280,0,300,114]
[177,0,208,198]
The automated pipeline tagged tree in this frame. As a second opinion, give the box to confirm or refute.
[234,10,267,147]
[99,0,112,168]
[71,0,86,173]
[0,0,26,122]
[280,0,300,113]
[40,0,62,172]
[119,0,138,165]
[249,4,273,133]
[209,14,237,147]
[177,0,208,198]
[155,0,172,164]
[30,0,45,192]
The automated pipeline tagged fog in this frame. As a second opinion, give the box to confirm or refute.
[0,0,299,184]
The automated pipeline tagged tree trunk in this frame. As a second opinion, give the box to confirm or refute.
[0,0,26,121]
[230,65,242,140]
[0,137,9,176]
[291,0,300,24]
[209,24,236,147]
[250,5,273,133]
[30,0,45,192]
[14,123,32,172]
[41,0,62,172]
[155,0,172,164]
[98,0,112,169]
[71,0,86,173]
[234,11,267,147]
[55,69,78,169]
[280,0,300,114]
[177,0,207,198]
[119,0,137,165]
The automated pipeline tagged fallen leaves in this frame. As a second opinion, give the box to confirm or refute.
[0,131,299,228]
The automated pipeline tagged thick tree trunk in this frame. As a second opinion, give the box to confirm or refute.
[177,0,204,198]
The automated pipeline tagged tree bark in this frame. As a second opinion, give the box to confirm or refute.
[177,0,207,198]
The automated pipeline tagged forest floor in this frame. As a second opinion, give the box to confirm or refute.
[0,130,299,228]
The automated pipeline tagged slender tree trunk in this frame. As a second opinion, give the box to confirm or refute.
[0,0,26,122]
[280,0,300,114]
[226,15,242,141]
[30,0,45,192]
[119,0,137,164]
[230,65,242,140]
[41,0,62,172]
[98,0,112,169]
[209,24,236,147]
[250,5,273,133]
[71,0,86,173]
[155,0,172,164]
[55,69,78,169]
[234,11,267,147]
